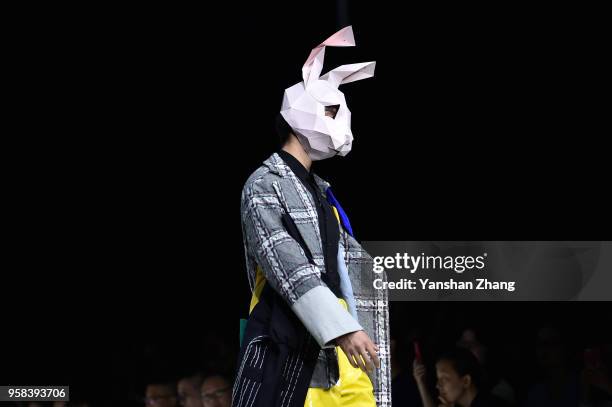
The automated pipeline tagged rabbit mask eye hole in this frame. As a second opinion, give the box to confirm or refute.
[324,105,340,119]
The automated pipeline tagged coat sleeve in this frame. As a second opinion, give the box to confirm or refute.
[241,180,362,348]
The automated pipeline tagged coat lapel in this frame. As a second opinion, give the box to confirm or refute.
[264,153,325,269]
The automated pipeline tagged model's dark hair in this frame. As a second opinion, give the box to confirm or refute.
[437,347,483,388]
[275,113,293,146]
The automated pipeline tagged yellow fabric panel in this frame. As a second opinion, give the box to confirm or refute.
[249,265,266,314]
[331,206,340,224]
[303,299,376,407]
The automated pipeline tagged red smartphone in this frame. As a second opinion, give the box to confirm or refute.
[414,340,422,363]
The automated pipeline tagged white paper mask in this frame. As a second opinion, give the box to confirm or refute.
[280,26,375,161]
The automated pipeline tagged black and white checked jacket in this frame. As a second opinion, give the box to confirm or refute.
[234,153,391,407]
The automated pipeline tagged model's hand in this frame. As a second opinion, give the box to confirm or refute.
[335,330,380,373]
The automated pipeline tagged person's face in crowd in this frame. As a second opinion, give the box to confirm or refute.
[436,359,469,404]
[457,329,487,364]
[178,377,203,407]
[145,384,178,407]
[200,376,231,407]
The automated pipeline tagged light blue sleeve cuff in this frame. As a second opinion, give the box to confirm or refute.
[291,285,363,349]
[337,243,358,321]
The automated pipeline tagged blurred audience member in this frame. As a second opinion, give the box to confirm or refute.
[525,326,579,407]
[178,373,203,407]
[145,381,178,407]
[435,347,504,407]
[413,356,436,407]
[392,334,424,406]
[200,374,231,407]
[457,329,487,364]
[581,343,612,406]
[457,328,516,406]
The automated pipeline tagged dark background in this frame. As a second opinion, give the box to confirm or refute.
[4,1,610,405]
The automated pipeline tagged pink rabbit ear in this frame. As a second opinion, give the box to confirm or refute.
[302,26,355,86]
[320,61,376,88]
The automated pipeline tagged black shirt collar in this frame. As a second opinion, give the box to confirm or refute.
[277,150,313,183]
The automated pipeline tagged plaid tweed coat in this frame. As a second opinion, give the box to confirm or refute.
[237,152,391,407]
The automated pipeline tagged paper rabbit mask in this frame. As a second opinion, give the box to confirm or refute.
[280,26,375,161]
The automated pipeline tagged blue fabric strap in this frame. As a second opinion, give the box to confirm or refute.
[325,187,354,238]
